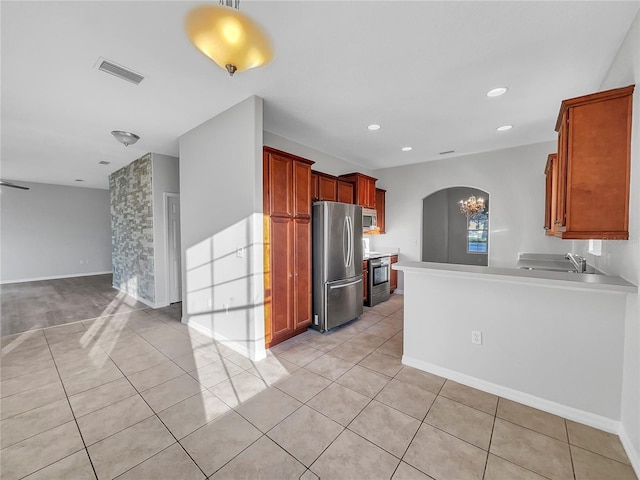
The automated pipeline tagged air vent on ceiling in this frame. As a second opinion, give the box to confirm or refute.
[98,161,111,165]
[439,150,455,155]
[97,58,144,85]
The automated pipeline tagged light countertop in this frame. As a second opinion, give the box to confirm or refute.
[393,261,637,294]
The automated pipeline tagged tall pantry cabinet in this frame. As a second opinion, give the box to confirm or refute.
[263,147,314,348]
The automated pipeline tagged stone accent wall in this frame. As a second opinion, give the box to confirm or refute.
[109,154,155,304]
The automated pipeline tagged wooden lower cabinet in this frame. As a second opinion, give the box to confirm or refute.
[389,255,398,293]
[362,260,368,303]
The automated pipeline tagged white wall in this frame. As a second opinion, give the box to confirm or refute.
[574,10,640,470]
[401,266,627,428]
[264,131,375,177]
[179,96,265,360]
[370,141,570,289]
[0,181,111,283]
[151,153,180,308]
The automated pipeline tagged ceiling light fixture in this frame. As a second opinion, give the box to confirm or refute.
[368,124,381,131]
[460,195,485,218]
[496,125,513,132]
[111,131,140,147]
[401,147,413,152]
[487,87,508,97]
[185,1,274,76]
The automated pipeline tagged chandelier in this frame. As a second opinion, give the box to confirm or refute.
[459,195,485,217]
[185,1,274,76]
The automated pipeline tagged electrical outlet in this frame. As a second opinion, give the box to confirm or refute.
[207,297,212,308]
[472,331,482,345]
[236,247,244,258]
[223,303,229,313]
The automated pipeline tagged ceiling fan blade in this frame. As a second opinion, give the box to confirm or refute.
[0,181,30,190]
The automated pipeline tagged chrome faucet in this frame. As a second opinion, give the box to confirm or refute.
[565,253,587,273]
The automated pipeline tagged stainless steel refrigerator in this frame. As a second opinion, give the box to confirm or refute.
[312,201,363,332]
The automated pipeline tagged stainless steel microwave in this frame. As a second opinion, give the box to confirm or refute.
[362,208,377,232]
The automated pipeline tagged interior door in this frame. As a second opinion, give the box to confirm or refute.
[167,194,182,303]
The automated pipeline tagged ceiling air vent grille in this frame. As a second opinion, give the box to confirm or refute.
[97,58,144,85]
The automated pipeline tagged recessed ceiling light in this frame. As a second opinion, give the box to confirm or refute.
[487,87,508,97]
[497,125,513,132]
[401,146,413,152]
[367,124,381,131]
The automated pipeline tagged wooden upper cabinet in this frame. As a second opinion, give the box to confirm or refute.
[264,147,313,219]
[318,175,337,202]
[339,173,377,209]
[552,85,634,240]
[544,154,558,235]
[293,160,312,218]
[311,173,319,201]
[266,152,292,217]
[311,171,339,202]
[337,181,354,203]
[375,188,386,234]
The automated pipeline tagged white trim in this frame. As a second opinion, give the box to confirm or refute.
[1,271,112,285]
[392,289,404,295]
[402,355,621,434]
[164,192,181,306]
[186,319,266,362]
[619,426,640,478]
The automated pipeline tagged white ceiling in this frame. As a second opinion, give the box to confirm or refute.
[2,1,639,189]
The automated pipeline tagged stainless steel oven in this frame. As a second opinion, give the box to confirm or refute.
[367,255,390,307]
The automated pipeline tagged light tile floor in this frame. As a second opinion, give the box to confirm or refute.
[1,293,637,479]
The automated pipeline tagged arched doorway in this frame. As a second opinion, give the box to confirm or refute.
[422,186,489,266]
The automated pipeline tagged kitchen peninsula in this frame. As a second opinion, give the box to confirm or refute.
[394,261,636,432]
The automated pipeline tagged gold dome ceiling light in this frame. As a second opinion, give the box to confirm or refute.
[185,1,274,76]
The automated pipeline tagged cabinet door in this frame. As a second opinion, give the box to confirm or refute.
[375,189,386,234]
[362,261,368,303]
[269,217,293,340]
[544,154,557,235]
[268,154,292,217]
[318,176,338,202]
[293,160,311,218]
[356,177,368,207]
[366,179,376,209]
[311,173,319,202]
[293,218,312,329]
[337,181,354,203]
[555,111,568,229]
[389,255,398,292]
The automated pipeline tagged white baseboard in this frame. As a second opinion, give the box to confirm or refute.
[619,426,640,478]
[1,271,112,285]
[392,289,404,295]
[186,320,267,362]
[402,355,621,434]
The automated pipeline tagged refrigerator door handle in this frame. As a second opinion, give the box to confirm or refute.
[349,217,355,266]
[343,216,349,267]
[329,278,362,289]
[348,215,354,267]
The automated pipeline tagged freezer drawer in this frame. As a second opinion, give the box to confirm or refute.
[324,276,363,331]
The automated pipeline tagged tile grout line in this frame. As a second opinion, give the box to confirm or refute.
[96,345,209,480]
[480,404,498,480]
[39,328,100,480]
